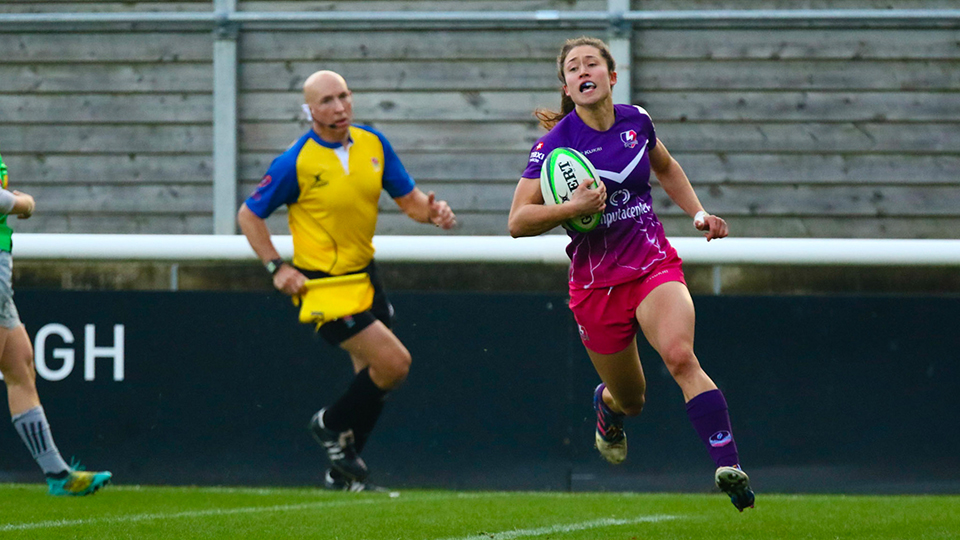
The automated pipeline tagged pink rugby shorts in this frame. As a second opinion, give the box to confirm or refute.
[568,249,686,355]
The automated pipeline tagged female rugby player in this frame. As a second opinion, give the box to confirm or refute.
[508,37,754,512]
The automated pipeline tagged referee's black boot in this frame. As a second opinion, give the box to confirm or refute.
[309,409,369,482]
[323,468,388,493]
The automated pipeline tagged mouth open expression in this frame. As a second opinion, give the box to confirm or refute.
[563,45,614,105]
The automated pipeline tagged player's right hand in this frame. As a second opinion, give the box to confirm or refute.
[427,191,457,230]
[695,213,729,242]
[273,264,307,296]
[569,178,606,216]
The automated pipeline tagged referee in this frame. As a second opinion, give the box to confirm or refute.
[238,71,456,490]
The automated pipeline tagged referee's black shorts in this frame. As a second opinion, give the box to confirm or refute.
[295,261,394,346]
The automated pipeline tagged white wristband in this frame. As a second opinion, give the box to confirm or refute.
[693,210,708,227]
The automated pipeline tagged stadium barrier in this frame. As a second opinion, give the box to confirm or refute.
[2,288,958,493]
[2,235,958,491]
[17,234,960,293]
[16,234,960,265]
[4,9,958,27]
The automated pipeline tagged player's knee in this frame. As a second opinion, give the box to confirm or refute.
[662,344,698,379]
[0,352,36,387]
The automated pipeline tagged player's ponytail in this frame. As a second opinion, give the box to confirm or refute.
[534,93,575,131]
[534,36,616,131]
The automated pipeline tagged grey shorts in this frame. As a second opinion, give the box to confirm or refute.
[0,251,21,329]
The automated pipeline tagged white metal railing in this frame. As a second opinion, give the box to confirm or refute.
[1,10,958,27]
[14,234,960,266]
[16,234,960,293]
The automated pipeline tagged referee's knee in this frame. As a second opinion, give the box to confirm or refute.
[376,349,411,389]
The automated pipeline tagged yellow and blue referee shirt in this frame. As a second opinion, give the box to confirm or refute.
[245,125,415,275]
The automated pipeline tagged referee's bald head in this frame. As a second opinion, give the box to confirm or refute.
[303,70,348,103]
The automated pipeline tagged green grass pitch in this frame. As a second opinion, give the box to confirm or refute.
[0,484,957,539]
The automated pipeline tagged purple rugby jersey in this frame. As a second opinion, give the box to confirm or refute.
[522,104,675,289]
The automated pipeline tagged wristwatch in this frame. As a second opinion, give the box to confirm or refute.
[265,258,286,275]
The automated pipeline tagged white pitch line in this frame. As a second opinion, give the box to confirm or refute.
[0,498,389,532]
[0,492,549,532]
[434,515,679,540]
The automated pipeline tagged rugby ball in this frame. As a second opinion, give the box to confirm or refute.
[540,147,603,233]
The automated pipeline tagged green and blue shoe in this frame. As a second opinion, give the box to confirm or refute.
[47,464,112,496]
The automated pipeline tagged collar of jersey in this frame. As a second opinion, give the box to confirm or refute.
[569,106,621,134]
[309,129,353,149]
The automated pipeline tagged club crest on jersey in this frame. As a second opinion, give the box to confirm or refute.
[609,189,631,207]
[620,130,639,148]
[251,174,272,200]
[371,157,381,172]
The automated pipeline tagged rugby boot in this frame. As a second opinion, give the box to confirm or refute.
[593,383,627,464]
[309,409,369,482]
[323,468,388,493]
[715,465,756,512]
[47,466,112,496]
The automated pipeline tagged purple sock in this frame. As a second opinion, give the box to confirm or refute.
[686,389,740,468]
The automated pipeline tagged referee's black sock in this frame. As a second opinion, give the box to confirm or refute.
[353,395,386,454]
[321,367,388,443]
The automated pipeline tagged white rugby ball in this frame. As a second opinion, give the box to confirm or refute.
[540,147,603,233]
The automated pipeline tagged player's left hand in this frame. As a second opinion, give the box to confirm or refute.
[12,190,35,219]
[427,191,457,230]
[695,212,728,242]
